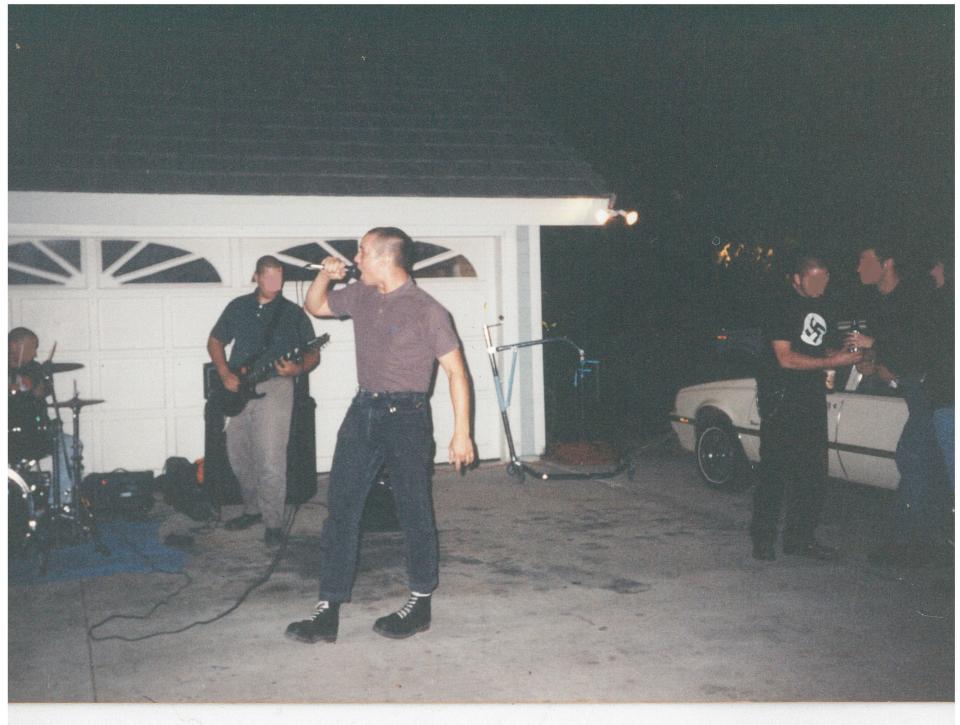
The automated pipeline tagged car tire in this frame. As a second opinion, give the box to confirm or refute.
[695,417,749,491]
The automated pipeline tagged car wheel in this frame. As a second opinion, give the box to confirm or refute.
[695,418,747,490]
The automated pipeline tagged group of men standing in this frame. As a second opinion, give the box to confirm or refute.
[752,242,953,567]
[206,227,475,643]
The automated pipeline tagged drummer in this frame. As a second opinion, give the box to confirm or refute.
[8,327,80,503]
[8,327,46,397]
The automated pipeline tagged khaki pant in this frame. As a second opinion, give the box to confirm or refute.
[225,375,294,529]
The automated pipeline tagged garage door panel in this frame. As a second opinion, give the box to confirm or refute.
[97,417,167,473]
[99,358,166,409]
[174,415,205,462]
[21,297,93,352]
[310,345,358,398]
[419,288,489,336]
[173,356,209,408]
[314,396,353,472]
[47,363,94,405]
[99,298,164,350]
[169,295,235,349]
[461,342,494,393]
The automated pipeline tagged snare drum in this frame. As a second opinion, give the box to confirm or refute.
[8,390,51,462]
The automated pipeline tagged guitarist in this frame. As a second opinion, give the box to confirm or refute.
[207,256,320,546]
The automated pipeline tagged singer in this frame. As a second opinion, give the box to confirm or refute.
[286,227,475,643]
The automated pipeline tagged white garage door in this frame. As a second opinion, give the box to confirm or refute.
[8,235,502,474]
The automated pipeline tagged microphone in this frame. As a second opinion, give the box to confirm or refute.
[304,263,361,280]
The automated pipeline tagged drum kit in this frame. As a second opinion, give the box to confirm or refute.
[8,359,110,571]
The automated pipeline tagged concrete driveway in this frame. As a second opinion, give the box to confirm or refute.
[7,438,954,714]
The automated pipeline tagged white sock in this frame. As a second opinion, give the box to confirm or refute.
[411,591,431,598]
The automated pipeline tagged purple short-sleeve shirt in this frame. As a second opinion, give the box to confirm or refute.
[328,279,460,393]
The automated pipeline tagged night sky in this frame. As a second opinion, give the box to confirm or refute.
[8,5,955,445]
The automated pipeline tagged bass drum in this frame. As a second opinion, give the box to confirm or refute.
[8,390,51,462]
[8,468,38,553]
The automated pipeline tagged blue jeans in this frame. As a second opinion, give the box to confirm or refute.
[933,407,954,490]
[318,391,438,603]
[892,376,941,544]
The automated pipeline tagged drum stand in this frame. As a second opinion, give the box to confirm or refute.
[41,380,110,571]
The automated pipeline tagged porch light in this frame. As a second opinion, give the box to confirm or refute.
[595,208,639,226]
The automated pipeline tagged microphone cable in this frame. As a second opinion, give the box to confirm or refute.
[86,503,302,643]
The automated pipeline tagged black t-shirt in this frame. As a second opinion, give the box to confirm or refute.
[865,281,938,378]
[924,283,954,407]
[758,290,832,403]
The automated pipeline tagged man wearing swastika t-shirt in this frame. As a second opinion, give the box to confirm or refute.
[751,256,861,562]
[287,227,475,644]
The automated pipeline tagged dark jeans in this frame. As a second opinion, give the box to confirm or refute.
[892,376,943,545]
[318,391,438,603]
[751,395,827,547]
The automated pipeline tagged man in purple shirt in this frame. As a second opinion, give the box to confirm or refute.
[286,227,475,643]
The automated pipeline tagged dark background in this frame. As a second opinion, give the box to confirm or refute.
[9,5,954,450]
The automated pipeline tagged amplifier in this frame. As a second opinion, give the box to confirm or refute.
[80,471,155,519]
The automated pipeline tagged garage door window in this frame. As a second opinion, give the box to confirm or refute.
[101,240,221,285]
[8,239,84,287]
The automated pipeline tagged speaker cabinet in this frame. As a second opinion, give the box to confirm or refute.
[204,395,317,506]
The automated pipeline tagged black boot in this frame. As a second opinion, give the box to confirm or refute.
[285,602,340,643]
[373,593,431,639]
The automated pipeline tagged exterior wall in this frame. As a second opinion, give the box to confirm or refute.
[9,192,606,473]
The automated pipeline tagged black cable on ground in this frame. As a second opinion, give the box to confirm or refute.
[86,504,300,642]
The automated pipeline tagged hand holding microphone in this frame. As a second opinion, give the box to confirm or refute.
[304,257,360,281]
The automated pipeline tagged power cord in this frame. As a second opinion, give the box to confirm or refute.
[86,504,300,642]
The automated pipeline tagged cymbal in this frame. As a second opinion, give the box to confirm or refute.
[49,397,105,409]
[41,361,84,373]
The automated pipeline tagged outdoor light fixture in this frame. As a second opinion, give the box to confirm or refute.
[595,208,639,226]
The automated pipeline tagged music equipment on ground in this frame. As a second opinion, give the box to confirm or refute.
[156,456,213,522]
[204,334,329,417]
[80,470,155,520]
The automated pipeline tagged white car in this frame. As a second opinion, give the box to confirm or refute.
[670,367,907,490]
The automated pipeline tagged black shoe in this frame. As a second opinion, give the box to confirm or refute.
[265,528,283,547]
[285,602,340,643]
[224,513,262,531]
[783,541,841,561]
[752,540,776,561]
[373,594,431,639]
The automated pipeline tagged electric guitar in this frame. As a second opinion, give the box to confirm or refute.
[206,334,329,416]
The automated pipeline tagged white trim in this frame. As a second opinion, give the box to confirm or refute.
[10,192,610,236]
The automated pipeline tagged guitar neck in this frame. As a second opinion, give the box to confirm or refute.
[241,335,327,384]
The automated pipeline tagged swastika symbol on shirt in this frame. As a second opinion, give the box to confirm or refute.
[801,313,827,346]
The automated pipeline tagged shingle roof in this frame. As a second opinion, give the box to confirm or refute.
[9,18,611,199]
